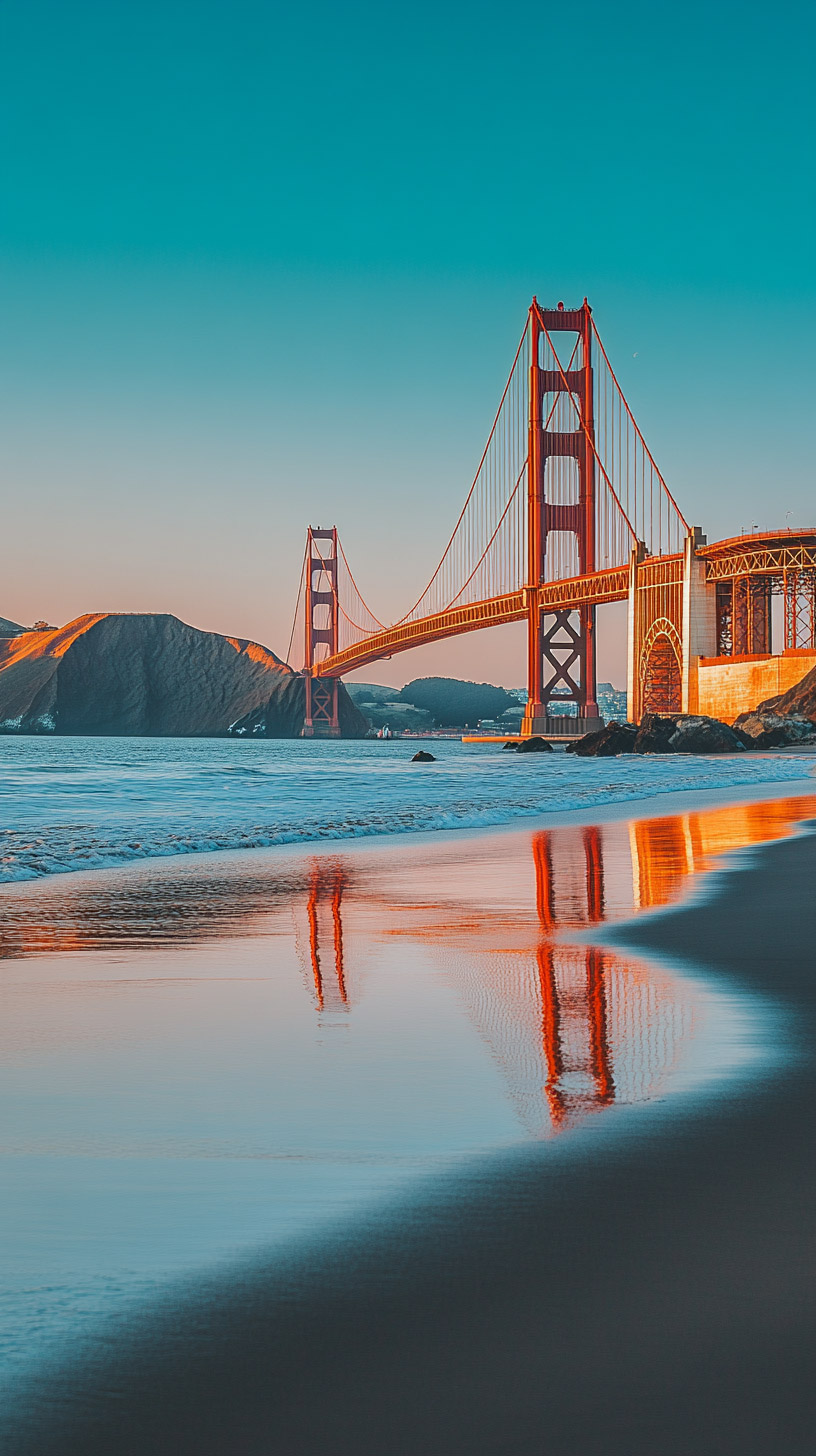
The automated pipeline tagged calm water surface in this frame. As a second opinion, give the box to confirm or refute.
[2,771,815,1384]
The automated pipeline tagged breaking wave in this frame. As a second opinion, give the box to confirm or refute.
[0,736,813,883]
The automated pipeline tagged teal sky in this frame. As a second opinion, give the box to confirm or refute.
[1,0,813,685]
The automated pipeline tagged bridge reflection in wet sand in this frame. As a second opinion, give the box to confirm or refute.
[1,794,813,1142]
[2,796,812,1145]
[298,794,816,1137]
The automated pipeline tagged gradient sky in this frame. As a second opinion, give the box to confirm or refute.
[1,0,813,687]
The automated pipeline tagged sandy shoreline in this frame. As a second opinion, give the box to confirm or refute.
[4,788,816,1453]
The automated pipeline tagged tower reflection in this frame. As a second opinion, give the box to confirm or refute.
[298,795,816,1137]
[305,861,348,1012]
[1,793,815,1144]
[534,830,614,1128]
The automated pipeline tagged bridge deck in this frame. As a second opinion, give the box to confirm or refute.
[311,566,630,678]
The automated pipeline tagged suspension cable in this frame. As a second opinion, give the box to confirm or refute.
[285,540,308,666]
[394,318,529,623]
[337,540,387,629]
[445,461,527,609]
[532,301,639,545]
[589,318,688,530]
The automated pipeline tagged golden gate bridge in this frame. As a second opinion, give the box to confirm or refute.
[289,298,816,735]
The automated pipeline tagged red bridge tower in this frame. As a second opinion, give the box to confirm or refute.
[523,299,600,736]
[304,526,341,737]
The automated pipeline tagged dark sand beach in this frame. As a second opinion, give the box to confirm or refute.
[3,792,816,1454]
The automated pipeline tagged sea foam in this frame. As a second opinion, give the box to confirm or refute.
[0,736,812,882]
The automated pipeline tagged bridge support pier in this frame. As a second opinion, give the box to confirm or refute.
[626,529,716,722]
[303,676,340,738]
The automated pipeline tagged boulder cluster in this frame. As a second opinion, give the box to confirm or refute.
[733,710,816,749]
[565,709,816,758]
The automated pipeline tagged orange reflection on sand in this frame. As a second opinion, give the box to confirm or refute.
[305,861,349,1012]
[631,794,816,910]
[531,832,624,1131]
[534,831,613,1127]
[348,794,816,1136]
[3,793,816,1140]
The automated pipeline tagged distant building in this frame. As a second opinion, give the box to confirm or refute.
[597,682,627,720]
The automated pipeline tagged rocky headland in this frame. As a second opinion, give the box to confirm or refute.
[568,705,816,757]
[0,613,366,738]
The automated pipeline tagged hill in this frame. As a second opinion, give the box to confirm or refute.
[0,613,366,738]
[397,677,514,728]
[345,682,433,732]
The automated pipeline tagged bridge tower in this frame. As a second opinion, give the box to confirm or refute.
[523,299,600,736]
[303,526,341,737]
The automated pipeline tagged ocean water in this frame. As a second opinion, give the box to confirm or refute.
[0,734,813,882]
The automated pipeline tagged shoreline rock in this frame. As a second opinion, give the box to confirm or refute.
[568,713,750,757]
[733,709,816,750]
[515,736,553,754]
[566,722,638,757]
[635,713,746,755]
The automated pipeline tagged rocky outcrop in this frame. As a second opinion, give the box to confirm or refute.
[568,714,747,757]
[557,706,815,760]
[633,713,746,754]
[630,714,678,754]
[732,710,816,750]
[726,666,816,748]
[566,722,638,757]
[756,662,816,721]
[727,657,816,747]
[515,735,553,753]
[0,613,366,738]
[411,750,436,762]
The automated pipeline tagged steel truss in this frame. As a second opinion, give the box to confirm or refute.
[705,534,816,655]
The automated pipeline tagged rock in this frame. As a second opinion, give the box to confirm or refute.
[756,662,816,721]
[566,721,638,757]
[502,739,520,750]
[668,716,746,754]
[516,735,553,753]
[733,654,816,746]
[0,613,368,738]
[632,713,680,754]
[633,712,745,755]
[732,710,816,750]
[411,750,436,762]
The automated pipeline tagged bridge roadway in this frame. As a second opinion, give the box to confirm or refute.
[311,564,631,678]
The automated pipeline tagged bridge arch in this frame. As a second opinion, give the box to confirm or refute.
[639,618,682,713]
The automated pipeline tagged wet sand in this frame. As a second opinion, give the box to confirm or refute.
[4,794,816,1453]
